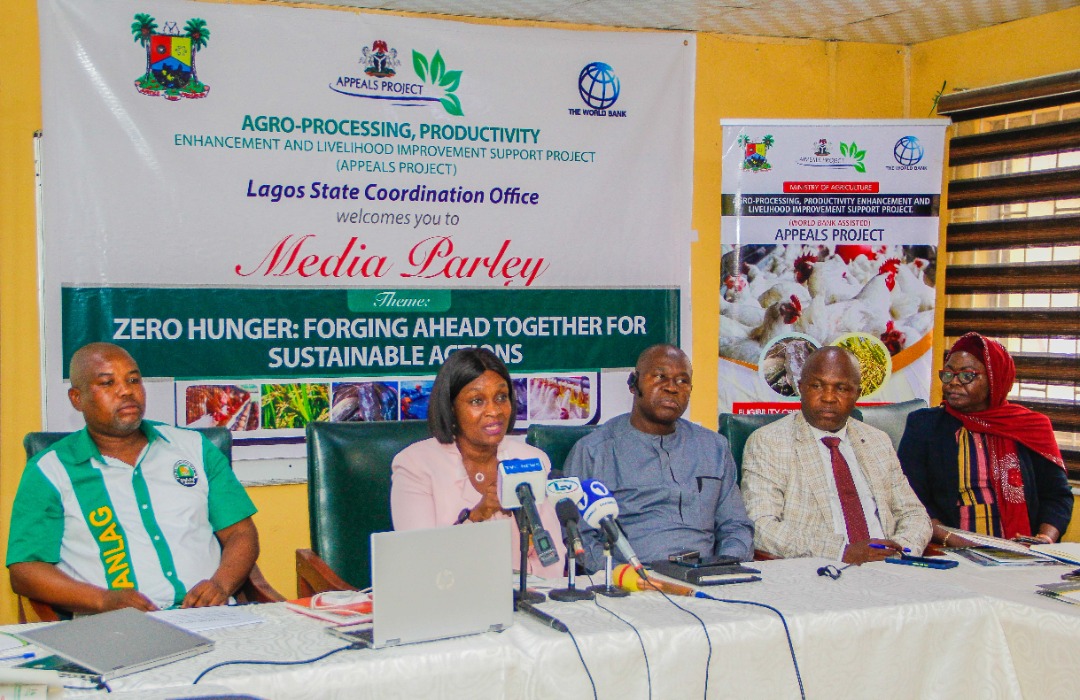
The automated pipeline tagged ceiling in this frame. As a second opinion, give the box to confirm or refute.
[307,0,1079,45]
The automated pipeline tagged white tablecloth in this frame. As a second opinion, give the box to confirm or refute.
[864,553,1080,700]
[11,556,1080,699]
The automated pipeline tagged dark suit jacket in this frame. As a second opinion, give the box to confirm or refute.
[898,407,1072,535]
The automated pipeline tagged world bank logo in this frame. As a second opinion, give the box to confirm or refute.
[893,136,924,166]
[578,62,620,110]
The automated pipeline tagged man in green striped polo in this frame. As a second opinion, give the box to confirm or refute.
[7,343,259,614]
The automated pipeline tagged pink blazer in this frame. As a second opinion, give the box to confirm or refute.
[391,437,567,579]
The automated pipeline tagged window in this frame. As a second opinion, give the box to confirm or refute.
[938,70,1080,478]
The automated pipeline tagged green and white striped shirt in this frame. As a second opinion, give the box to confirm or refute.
[7,422,256,610]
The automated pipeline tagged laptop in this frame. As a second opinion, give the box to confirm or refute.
[16,606,214,682]
[330,519,514,649]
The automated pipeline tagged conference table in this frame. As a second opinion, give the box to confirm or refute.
[9,555,1080,699]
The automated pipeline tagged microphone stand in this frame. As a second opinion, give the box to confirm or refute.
[586,543,629,598]
[549,536,594,603]
[512,508,545,605]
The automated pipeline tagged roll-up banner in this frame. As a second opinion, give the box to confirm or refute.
[719,120,948,414]
[37,0,695,467]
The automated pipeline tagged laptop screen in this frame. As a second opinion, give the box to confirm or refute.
[370,519,515,647]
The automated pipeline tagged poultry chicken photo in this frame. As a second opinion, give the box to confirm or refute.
[720,243,936,394]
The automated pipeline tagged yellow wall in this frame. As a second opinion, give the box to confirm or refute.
[1,2,1077,622]
[1,0,45,625]
[909,6,1080,113]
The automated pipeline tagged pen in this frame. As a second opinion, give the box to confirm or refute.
[869,543,911,552]
[0,652,35,662]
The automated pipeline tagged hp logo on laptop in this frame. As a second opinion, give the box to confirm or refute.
[435,569,455,590]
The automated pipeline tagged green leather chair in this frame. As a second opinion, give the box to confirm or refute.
[297,420,431,596]
[18,427,283,622]
[717,413,786,484]
[24,426,234,463]
[856,398,928,451]
[525,423,598,475]
[718,398,929,476]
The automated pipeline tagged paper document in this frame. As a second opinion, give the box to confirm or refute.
[953,545,1057,567]
[1036,581,1080,606]
[0,635,31,654]
[941,526,1032,553]
[285,593,372,625]
[1030,542,1080,566]
[0,669,63,698]
[150,606,264,633]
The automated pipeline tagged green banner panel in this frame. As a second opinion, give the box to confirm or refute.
[62,287,679,380]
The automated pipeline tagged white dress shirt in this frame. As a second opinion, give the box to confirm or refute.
[808,422,886,542]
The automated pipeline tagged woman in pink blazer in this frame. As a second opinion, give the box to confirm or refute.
[391,348,566,578]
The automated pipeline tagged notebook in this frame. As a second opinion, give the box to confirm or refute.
[329,519,514,649]
[16,607,214,682]
[953,544,1057,566]
[649,560,762,586]
[1031,542,1080,566]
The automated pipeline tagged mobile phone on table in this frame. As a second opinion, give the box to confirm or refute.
[885,554,958,570]
[668,552,739,568]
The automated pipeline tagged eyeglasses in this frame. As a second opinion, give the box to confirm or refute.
[938,370,983,385]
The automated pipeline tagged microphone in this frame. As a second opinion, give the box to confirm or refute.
[498,459,559,567]
[516,600,569,634]
[614,564,696,597]
[498,458,548,508]
[576,479,645,578]
[545,476,584,505]
[554,500,585,558]
[546,477,585,557]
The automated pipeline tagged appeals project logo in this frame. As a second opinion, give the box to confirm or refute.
[796,138,867,172]
[887,136,927,170]
[131,14,210,101]
[738,133,774,172]
[838,141,868,172]
[796,137,840,168]
[568,62,627,118]
[331,40,464,116]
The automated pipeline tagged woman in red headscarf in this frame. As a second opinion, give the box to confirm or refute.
[899,333,1071,547]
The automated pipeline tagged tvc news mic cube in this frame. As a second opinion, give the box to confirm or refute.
[497,458,546,508]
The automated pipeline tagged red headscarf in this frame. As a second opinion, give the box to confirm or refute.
[943,333,1064,469]
[944,333,1064,538]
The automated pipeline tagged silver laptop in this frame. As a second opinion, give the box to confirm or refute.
[17,606,214,682]
[331,519,514,649]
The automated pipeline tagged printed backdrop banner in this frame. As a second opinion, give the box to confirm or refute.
[718,120,947,414]
[38,0,695,452]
